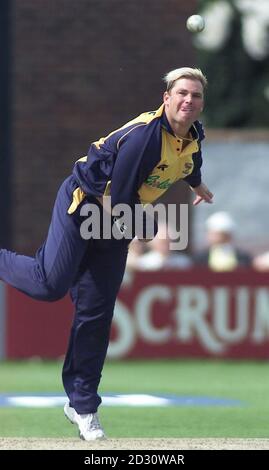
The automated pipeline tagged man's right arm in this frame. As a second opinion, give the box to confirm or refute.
[110,133,158,239]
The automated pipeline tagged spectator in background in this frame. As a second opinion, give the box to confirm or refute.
[253,251,269,271]
[194,211,252,271]
[136,222,193,271]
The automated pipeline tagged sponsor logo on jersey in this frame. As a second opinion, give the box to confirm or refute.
[145,175,172,189]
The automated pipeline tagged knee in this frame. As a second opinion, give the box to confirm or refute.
[37,283,68,302]
[46,287,68,302]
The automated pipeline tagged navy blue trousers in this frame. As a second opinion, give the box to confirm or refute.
[0,176,129,413]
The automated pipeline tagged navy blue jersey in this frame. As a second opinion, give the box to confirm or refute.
[69,104,204,214]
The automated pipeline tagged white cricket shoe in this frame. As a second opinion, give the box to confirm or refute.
[64,402,106,441]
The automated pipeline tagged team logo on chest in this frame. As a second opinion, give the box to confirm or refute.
[182,162,193,175]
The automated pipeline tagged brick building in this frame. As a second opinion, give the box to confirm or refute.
[1,0,197,253]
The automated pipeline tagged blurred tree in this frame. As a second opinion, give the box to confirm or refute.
[195,0,269,127]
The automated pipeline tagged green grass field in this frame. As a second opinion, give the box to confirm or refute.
[0,359,269,438]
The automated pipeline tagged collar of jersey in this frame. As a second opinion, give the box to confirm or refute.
[160,107,199,141]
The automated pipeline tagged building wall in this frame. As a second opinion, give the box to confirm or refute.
[11,0,196,253]
[0,1,12,248]
[192,135,269,255]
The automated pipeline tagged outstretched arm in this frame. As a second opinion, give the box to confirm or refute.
[191,182,213,206]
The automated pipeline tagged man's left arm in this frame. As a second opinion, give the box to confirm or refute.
[183,123,213,206]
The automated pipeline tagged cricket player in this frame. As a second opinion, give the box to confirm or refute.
[0,67,213,440]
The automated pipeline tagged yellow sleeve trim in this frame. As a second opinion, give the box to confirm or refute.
[75,155,87,164]
[67,187,86,214]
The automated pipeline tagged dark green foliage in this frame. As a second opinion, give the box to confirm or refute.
[197,1,269,127]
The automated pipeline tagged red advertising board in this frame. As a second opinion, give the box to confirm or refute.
[5,269,269,359]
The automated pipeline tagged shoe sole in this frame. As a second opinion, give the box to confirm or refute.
[64,405,76,425]
[64,412,75,425]
[79,431,106,441]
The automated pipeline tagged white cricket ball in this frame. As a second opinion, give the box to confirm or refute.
[186,15,205,33]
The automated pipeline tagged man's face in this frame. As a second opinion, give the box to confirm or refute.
[163,78,204,129]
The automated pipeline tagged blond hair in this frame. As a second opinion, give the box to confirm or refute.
[164,67,207,92]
